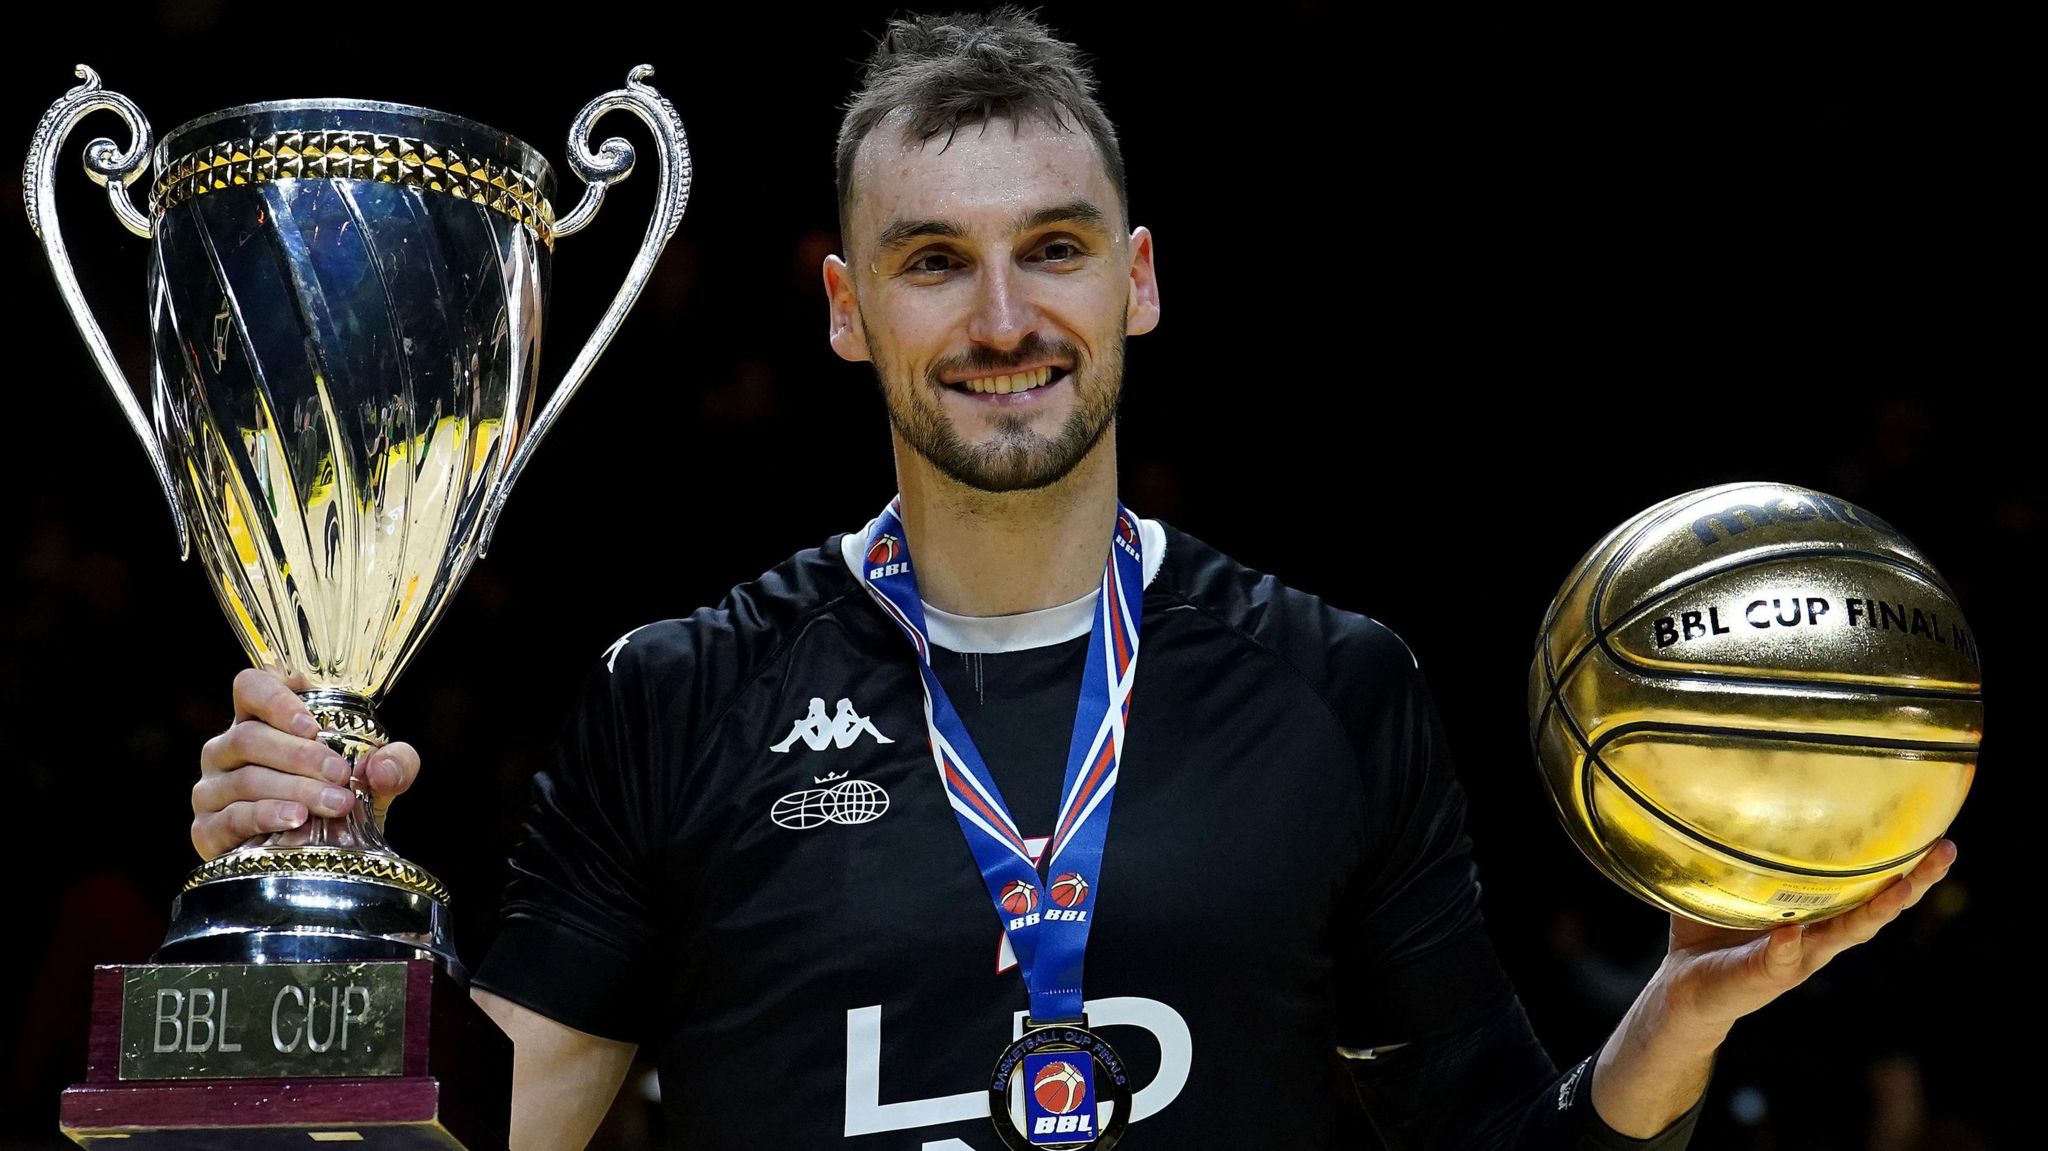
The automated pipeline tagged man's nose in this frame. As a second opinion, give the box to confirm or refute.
[965,259,1036,350]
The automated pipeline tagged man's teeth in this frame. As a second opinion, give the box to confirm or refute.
[960,366,1056,395]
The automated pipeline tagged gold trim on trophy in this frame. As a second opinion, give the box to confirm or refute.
[183,846,452,904]
[150,131,557,241]
[306,698,388,742]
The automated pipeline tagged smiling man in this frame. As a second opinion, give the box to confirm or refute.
[192,8,1955,1149]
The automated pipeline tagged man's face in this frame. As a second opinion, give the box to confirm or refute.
[826,110,1159,493]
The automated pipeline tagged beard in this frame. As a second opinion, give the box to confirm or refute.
[866,317,1126,494]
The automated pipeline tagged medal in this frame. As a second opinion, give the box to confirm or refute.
[988,1016,1133,1150]
[861,498,1145,1150]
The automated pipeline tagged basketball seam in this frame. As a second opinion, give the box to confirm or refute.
[1578,741,1942,879]
[1556,647,1966,883]
[1590,721,1976,757]
[1536,486,1728,869]
[1536,640,1627,882]
[1565,482,1754,689]
[1535,485,1712,660]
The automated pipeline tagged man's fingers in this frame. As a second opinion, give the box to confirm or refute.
[1831,842,1954,933]
[1899,864,1949,913]
[194,764,357,821]
[202,718,351,785]
[232,666,319,737]
[1904,840,1958,906]
[1677,842,1958,1029]
[363,742,421,797]
[1798,874,1918,968]
[202,672,425,855]
[193,799,310,860]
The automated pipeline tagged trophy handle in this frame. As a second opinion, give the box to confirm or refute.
[476,63,693,557]
[25,65,190,559]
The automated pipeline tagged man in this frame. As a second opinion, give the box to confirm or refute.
[190,8,1956,1148]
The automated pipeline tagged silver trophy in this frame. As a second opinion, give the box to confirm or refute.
[26,65,691,978]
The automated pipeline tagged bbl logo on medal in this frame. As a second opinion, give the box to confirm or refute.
[1024,1054,1096,1143]
[989,1019,1130,1150]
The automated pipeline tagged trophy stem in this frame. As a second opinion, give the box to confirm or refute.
[293,688,399,855]
[157,689,463,979]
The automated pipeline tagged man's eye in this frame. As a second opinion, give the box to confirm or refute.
[1034,240,1084,264]
[907,252,958,276]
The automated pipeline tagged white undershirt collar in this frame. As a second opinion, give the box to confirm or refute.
[839,513,1167,654]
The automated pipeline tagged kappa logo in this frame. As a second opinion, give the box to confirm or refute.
[771,697,895,754]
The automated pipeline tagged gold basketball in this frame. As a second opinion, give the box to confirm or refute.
[1526,481,1980,928]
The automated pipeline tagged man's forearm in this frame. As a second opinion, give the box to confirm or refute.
[1588,966,1725,1138]
[473,986,638,1151]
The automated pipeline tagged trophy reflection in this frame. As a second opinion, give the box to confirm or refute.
[27,63,691,1147]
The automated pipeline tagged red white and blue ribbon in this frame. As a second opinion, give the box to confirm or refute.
[860,496,1142,1024]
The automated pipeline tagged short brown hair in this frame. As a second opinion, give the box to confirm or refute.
[835,6,1129,246]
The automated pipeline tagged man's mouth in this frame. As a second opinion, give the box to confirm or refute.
[943,365,1069,397]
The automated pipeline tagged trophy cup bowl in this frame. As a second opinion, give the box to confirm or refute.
[148,95,565,977]
[28,64,691,1145]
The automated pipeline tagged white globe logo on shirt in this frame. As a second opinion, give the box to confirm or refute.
[771,779,891,830]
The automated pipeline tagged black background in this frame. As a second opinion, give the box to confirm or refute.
[3,3,2026,1147]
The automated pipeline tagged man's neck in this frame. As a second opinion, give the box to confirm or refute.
[892,431,1117,617]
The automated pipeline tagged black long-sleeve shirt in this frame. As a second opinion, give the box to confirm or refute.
[473,514,1707,1147]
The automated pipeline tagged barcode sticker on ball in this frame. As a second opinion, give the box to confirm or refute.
[1769,891,1832,907]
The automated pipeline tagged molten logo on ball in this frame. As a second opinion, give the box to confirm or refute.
[1033,1060,1088,1115]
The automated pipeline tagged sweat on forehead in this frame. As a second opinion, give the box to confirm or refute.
[846,109,1121,253]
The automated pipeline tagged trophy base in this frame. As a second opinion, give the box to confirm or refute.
[158,863,462,982]
[60,959,508,1149]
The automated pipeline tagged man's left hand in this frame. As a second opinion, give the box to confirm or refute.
[1658,837,1958,1042]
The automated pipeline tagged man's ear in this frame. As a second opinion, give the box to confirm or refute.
[1125,226,1160,337]
[824,254,871,362]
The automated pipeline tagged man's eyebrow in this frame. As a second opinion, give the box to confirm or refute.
[875,216,966,255]
[872,199,1111,256]
[1014,198,1109,235]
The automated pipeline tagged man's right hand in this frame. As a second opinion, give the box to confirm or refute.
[196,669,630,1149]
[192,667,422,860]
